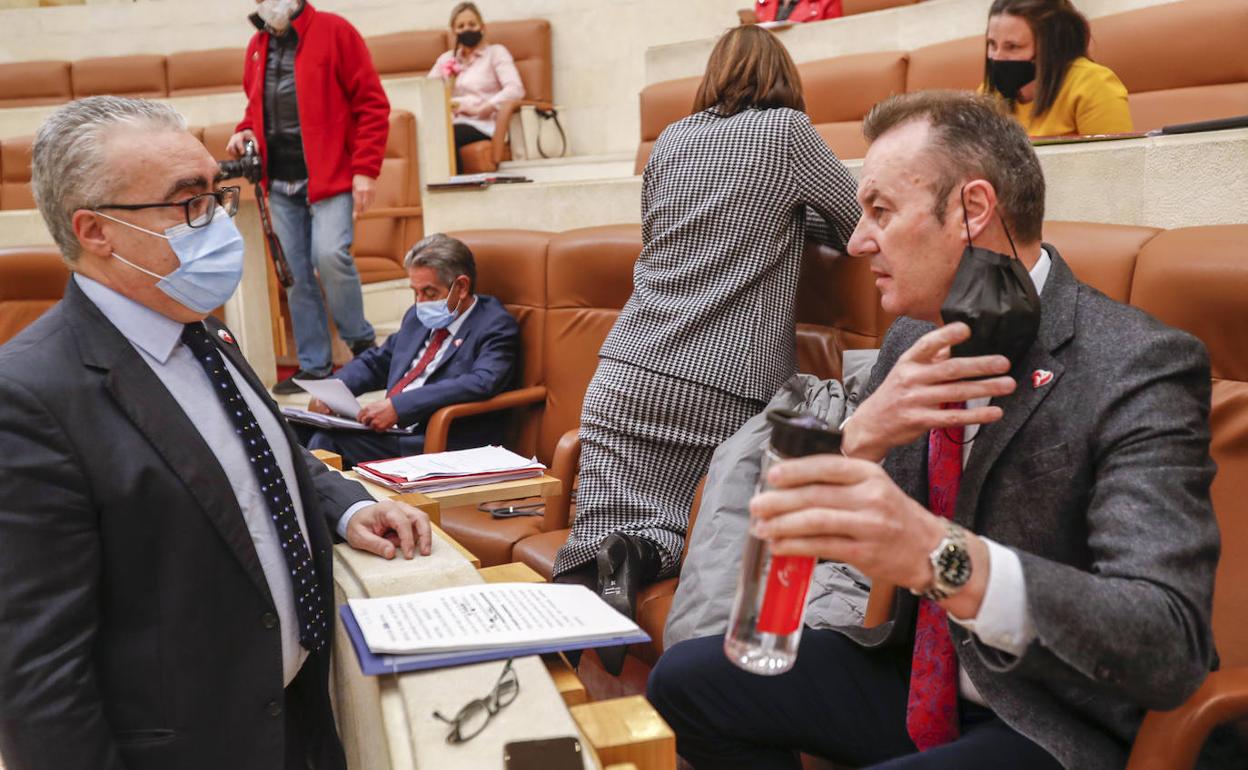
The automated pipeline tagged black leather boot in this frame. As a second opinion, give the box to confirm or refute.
[594,533,660,676]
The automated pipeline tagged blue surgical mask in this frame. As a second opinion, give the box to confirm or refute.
[415,286,464,329]
[100,208,246,314]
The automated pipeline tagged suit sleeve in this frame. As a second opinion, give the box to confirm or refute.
[390,311,520,426]
[971,328,1218,710]
[0,376,124,770]
[336,21,390,179]
[332,318,404,395]
[298,446,375,532]
[789,111,861,251]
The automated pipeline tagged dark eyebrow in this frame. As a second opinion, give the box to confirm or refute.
[163,175,209,202]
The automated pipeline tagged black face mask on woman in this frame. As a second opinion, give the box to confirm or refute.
[987,59,1037,100]
[940,188,1041,367]
[457,29,484,48]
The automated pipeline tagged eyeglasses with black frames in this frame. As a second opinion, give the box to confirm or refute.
[432,658,520,744]
[94,186,241,229]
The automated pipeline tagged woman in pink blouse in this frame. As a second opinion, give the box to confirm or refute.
[428,2,526,172]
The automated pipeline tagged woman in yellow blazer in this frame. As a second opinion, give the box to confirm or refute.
[982,0,1133,137]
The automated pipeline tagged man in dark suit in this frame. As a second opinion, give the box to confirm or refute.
[649,92,1218,769]
[0,96,432,770]
[304,233,521,467]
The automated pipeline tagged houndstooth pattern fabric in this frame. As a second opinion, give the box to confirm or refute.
[553,360,762,579]
[599,107,861,404]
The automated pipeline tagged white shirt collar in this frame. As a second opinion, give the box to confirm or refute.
[444,295,477,337]
[1030,247,1053,295]
[74,274,184,364]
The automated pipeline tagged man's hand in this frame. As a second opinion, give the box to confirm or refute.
[749,455,990,616]
[226,129,256,158]
[345,500,432,560]
[357,399,399,432]
[307,398,331,415]
[842,322,1017,462]
[352,175,377,216]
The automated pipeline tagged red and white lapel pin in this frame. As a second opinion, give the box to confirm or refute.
[1031,369,1054,389]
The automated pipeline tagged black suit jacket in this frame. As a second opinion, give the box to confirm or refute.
[839,248,1219,770]
[333,294,521,454]
[0,281,368,770]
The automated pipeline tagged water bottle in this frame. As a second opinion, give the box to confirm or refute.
[724,409,843,675]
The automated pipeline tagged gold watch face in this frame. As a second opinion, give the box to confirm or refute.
[936,542,972,588]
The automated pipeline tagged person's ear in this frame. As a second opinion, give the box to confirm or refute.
[72,209,115,262]
[960,179,998,244]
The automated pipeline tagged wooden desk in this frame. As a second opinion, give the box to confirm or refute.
[423,474,562,508]
[571,696,676,770]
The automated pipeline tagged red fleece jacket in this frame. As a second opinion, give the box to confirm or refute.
[236,2,390,204]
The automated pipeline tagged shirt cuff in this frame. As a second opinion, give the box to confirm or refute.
[948,538,1036,657]
[337,499,376,540]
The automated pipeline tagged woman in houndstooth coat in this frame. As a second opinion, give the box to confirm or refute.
[553,25,861,664]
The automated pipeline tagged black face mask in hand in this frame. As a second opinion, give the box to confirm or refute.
[940,189,1041,368]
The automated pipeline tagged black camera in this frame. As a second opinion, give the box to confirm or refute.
[217,140,263,184]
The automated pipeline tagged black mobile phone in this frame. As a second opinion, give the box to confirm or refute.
[502,736,584,770]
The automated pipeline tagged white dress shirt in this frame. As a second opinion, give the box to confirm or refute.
[76,275,367,686]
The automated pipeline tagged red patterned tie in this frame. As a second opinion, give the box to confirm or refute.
[387,328,450,398]
[906,402,965,750]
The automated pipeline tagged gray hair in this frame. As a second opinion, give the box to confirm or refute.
[32,95,187,263]
[403,233,477,292]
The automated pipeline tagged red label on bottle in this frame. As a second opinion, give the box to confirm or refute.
[756,555,815,635]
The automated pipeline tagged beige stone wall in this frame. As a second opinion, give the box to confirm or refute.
[645,0,1184,85]
[0,0,745,156]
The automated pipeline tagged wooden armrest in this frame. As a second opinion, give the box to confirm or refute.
[354,205,423,221]
[863,580,897,628]
[311,448,343,470]
[544,428,581,531]
[423,386,547,454]
[1127,667,1248,770]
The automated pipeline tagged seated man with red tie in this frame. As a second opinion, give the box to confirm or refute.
[305,233,520,467]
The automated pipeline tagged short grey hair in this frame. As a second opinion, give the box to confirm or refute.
[403,233,477,292]
[32,96,187,263]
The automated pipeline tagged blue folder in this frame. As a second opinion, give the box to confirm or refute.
[339,605,652,676]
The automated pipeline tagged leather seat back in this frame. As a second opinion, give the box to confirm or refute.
[1042,221,1159,303]
[70,55,168,99]
[803,50,908,160]
[1091,0,1248,132]
[542,225,642,463]
[353,111,421,284]
[0,60,72,108]
[366,29,449,78]
[635,75,701,174]
[0,136,34,211]
[905,34,982,93]
[843,0,920,16]
[167,48,246,97]
[1128,224,1248,668]
[486,19,553,103]
[0,247,69,345]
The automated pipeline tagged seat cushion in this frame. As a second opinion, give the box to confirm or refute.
[512,528,570,580]
[459,140,497,174]
[438,504,544,568]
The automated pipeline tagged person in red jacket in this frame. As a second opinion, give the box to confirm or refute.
[228,0,390,395]
[754,0,843,23]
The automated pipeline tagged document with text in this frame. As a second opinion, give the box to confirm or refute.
[348,583,643,655]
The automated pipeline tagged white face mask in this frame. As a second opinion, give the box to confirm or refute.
[256,0,300,31]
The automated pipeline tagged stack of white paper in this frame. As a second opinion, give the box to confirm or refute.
[354,445,546,492]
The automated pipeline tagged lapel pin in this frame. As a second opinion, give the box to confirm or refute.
[1032,369,1054,389]
[454,338,463,347]
[217,329,236,346]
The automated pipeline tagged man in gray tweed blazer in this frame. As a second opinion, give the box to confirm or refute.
[648,92,1218,770]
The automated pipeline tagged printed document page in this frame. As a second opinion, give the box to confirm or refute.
[364,445,544,482]
[293,377,361,418]
[348,583,641,655]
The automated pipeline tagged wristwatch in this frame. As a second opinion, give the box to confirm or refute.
[911,521,972,601]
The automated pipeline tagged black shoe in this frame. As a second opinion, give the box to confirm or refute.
[349,337,377,357]
[594,533,660,676]
[271,369,329,396]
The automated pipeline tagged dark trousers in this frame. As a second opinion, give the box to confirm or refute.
[647,630,1062,770]
[453,123,491,173]
[301,426,404,469]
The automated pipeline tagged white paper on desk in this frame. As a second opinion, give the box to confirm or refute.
[365,445,543,482]
[280,406,416,435]
[348,582,641,655]
[293,377,361,418]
